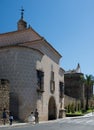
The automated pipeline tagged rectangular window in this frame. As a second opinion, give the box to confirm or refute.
[59,82,64,98]
[37,70,44,92]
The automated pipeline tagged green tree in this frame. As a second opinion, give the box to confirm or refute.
[85,75,94,110]
[79,75,85,109]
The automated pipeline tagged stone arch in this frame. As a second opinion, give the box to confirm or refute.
[48,96,57,120]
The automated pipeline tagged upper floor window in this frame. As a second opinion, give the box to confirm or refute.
[59,82,64,98]
[37,70,44,93]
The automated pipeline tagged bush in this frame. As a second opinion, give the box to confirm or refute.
[66,113,83,117]
[71,103,75,113]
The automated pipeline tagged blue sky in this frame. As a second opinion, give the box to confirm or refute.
[0,0,94,75]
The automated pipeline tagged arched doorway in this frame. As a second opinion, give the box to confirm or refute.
[48,96,57,120]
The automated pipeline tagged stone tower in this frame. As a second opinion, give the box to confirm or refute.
[17,8,27,30]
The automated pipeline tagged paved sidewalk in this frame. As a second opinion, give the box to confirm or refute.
[61,112,93,120]
[0,122,28,128]
[0,112,93,128]
[83,112,93,117]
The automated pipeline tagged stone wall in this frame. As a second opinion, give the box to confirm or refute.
[0,46,43,121]
[64,73,84,100]
[0,46,64,121]
[0,79,9,118]
[64,95,81,111]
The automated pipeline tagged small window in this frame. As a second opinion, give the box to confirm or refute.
[37,70,44,92]
[59,82,64,98]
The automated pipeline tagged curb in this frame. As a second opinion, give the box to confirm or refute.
[0,123,27,128]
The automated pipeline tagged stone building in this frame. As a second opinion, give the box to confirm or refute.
[64,63,93,110]
[0,79,9,116]
[0,10,65,121]
[64,64,85,109]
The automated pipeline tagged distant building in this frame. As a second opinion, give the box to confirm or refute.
[64,64,94,109]
[0,10,65,121]
[64,64,85,108]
